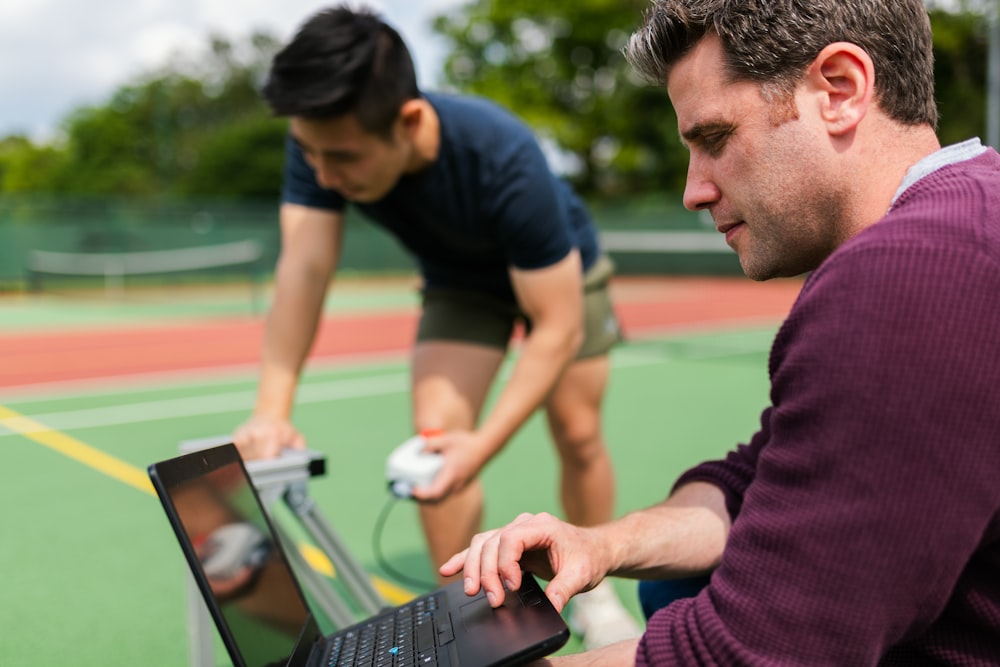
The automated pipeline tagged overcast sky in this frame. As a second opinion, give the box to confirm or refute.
[0,0,466,141]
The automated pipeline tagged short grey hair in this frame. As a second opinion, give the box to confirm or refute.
[625,0,937,128]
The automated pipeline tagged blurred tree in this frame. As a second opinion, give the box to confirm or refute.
[928,6,990,146]
[0,4,989,201]
[433,1,991,198]
[175,115,288,197]
[432,0,689,197]
[0,136,69,193]
[1,31,286,199]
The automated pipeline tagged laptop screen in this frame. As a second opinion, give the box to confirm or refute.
[157,448,314,667]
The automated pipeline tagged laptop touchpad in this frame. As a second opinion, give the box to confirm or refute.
[460,598,518,631]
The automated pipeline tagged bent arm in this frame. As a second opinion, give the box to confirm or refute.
[607,481,730,580]
[443,481,730,611]
[640,242,1000,665]
[471,250,584,459]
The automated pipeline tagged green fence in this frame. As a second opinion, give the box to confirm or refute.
[587,198,741,275]
[0,195,740,291]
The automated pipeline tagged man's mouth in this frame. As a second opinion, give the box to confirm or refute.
[717,221,745,246]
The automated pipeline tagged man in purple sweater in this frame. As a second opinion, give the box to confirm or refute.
[440,0,1000,664]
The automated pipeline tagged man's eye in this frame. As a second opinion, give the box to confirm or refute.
[701,134,728,155]
[318,152,358,165]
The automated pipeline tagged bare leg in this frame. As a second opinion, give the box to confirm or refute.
[544,354,615,527]
[546,354,640,648]
[410,340,505,582]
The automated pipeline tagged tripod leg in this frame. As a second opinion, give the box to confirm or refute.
[274,522,358,629]
[284,482,387,615]
[185,573,215,667]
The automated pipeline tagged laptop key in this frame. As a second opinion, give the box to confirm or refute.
[416,618,436,653]
[436,619,454,645]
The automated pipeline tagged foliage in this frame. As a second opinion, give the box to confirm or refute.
[0,136,69,192]
[928,7,991,146]
[174,115,288,197]
[433,0,687,197]
[0,32,287,200]
[0,3,992,202]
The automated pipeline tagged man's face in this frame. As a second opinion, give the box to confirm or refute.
[667,34,847,280]
[290,113,412,203]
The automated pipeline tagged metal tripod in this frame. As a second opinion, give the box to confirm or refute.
[179,437,387,667]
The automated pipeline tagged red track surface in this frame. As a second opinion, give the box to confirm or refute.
[0,277,803,390]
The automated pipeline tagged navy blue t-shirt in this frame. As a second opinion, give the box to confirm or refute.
[281,92,600,303]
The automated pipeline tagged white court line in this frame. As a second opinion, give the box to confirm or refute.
[0,317,783,402]
[0,373,407,438]
[0,349,410,402]
[0,331,776,439]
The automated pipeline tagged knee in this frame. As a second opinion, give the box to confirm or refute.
[548,415,604,465]
[412,409,474,433]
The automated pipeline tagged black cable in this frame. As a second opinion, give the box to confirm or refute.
[372,493,439,592]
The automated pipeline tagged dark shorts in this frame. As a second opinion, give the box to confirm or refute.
[416,255,622,359]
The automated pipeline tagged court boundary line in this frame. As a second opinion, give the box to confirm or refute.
[0,325,779,439]
[0,403,155,494]
[0,401,413,605]
[0,315,784,401]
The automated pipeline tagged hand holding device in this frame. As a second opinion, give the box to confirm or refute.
[385,430,445,498]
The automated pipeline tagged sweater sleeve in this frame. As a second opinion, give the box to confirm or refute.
[637,228,1000,665]
[672,411,770,520]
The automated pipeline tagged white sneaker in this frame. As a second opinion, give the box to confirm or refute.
[568,580,643,650]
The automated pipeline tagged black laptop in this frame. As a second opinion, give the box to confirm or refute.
[148,443,569,667]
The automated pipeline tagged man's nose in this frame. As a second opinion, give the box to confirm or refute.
[681,158,721,212]
[314,161,343,191]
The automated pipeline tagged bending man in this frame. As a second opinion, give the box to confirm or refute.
[233,4,639,647]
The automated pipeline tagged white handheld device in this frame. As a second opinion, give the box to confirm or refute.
[385,431,444,498]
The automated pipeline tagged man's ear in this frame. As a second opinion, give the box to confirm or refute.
[398,98,424,136]
[806,42,874,137]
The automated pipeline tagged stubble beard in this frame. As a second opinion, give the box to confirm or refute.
[737,190,848,281]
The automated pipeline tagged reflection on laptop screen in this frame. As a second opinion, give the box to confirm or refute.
[166,457,310,667]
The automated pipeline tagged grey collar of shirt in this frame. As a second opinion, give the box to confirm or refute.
[890,137,988,208]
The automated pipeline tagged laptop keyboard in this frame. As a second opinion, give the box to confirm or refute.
[323,592,453,667]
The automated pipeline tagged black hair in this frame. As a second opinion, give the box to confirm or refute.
[261,4,421,136]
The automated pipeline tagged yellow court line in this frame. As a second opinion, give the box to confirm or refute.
[0,403,155,495]
[299,543,414,603]
[0,402,412,604]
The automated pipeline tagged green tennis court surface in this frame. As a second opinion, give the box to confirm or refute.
[0,280,784,665]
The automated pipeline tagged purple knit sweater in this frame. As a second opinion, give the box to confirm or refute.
[637,148,1000,665]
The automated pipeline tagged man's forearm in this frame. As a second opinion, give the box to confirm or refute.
[534,639,639,667]
[254,266,330,417]
[599,481,730,580]
[475,322,579,455]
